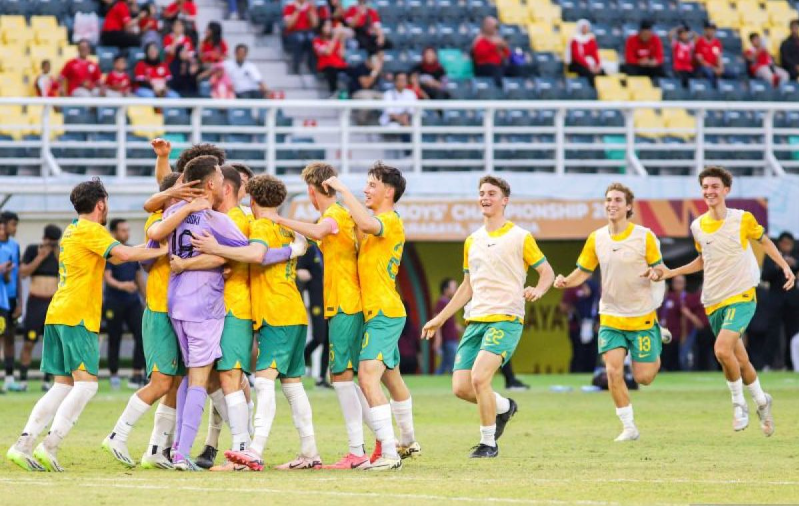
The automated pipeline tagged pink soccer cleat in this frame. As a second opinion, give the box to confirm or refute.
[321,453,370,470]
[275,455,322,470]
[224,449,264,471]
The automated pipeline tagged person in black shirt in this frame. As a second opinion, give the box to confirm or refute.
[104,219,146,390]
[761,232,799,369]
[410,47,451,100]
[297,244,331,388]
[779,20,799,81]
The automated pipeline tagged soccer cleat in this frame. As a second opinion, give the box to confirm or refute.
[614,427,640,442]
[398,441,421,460]
[495,398,518,441]
[756,394,774,437]
[7,381,27,392]
[41,382,51,392]
[173,455,203,471]
[195,445,218,469]
[506,379,530,391]
[315,379,333,389]
[322,453,371,469]
[141,447,174,470]
[6,445,45,471]
[369,439,382,464]
[210,459,250,471]
[33,443,64,472]
[733,402,750,431]
[469,444,498,458]
[275,455,322,470]
[102,434,136,468]
[224,449,264,471]
[366,455,402,470]
[110,376,121,390]
[660,325,673,344]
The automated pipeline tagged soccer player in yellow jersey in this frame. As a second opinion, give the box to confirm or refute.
[422,176,554,458]
[191,175,317,471]
[647,167,795,435]
[6,179,167,472]
[268,162,372,469]
[323,163,420,471]
[554,183,666,442]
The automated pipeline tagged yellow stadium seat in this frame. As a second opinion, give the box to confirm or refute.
[625,75,654,91]
[0,81,26,97]
[34,26,67,47]
[128,106,156,119]
[662,109,696,139]
[498,3,528,24]
[30,16,58,32]
[630,87,662,101]
[596,76,629,100]
[0,46,27,73]
[634,109,663,139]
[29,45,59,73]
[740,8,769,27]
[27,110,64,140]
[532,36,563,53]
[130,116,165,138]
[3,26,33,46]
[61,45,78,61]
[530,4,562,25]
[0,113,26,140]
[599,49,619,62]
[0,15,25,32]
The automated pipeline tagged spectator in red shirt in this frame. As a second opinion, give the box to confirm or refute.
[164,0,198,33]
[566,19,604,87]
[669,25,696,87]
[746,32,790,87]
[472,16,510,87]
[104,55,132,97]
[34,60,59,97]
[59,40,103,97]
[284,0,319,74]
[164,19,195,66]
[134,43,180,98]
[695,21,725,85]
[410,47,450,99]
[623,19,666,78]
[138,3,161,48]
[433,279,462,374]
[658,275,688,371]
[345,0,389,56]
[200,21,228,67]
[313,19,348,93]
[100,0,141,48]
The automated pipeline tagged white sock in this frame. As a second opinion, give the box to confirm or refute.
[495,392,510,415]
[247,399,255,437]
[225,390,251,452]
[111,393,151,443]
[333,381,365,456]
[745,377,768,407]
[390,397,415,446]
[480,424,496,447]
[206,389,227,448]
[282,382,318,458]
[354,383,376,434]
[18,383,72,451]
[727,378,745,405]
[370,404,398,459]
[43,381,98,451]
[251,377,276,456]
[616,404,635,430]
[148,403,176,450]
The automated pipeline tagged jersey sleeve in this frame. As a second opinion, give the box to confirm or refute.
[248,220,272,248]
[209,213,249,247]
[84,225,120,258]
[576,232,599,272]
[523,233,547,269]
[462,236,474,273]
[645,230,663,266]
[741,211,765,243]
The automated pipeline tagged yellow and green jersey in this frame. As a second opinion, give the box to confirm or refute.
[358,211,406,322]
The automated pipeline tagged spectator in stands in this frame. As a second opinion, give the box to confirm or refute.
[746,33,790,87]
[780,19,799,81]
[472,16,510,87]
[59,40,103,97]
[319,0,352,38]
[201,62,236,99]
[669,25,695,87]
[34,60,59,97]
[623,19,666,78]
[685,284,717,371]
[134,42,180,98]
[380,71,417,127]
[100,0,141,48]
[434,278,461,374]
[200,21,229,67]
[164,0,198,33]
[345,0,389,56]
[348,53,383,98]
[398,300,420,375]
[762,232,799,369]
[170,45,201,97]
[694,21,725,85]
[659,275,688,371]
[224,44,270,98]
[313,19,348,94]
[284,0,319,74]
[559,276,599,373]
[408,72,429,99]
[411,47,450,99]
[138,2,161,48]
[164,19,195,66]
[104,55,132,97]
[566,19,604,87]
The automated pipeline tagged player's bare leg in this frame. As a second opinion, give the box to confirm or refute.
[604,347,639,442]
[714,329,751,431]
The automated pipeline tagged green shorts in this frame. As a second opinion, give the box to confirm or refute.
[360,313,404,369]
[217,314,254,373]
[598,325,662,363]
[256,324,307,378]
[142,308,185,377]
[41,324,99,377]
[454,320,523,371]
[329,312,364,374]
[708,302,756,337]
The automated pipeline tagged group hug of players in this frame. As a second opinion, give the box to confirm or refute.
[4,138,796,471]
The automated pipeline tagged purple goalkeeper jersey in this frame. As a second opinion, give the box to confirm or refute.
[165,201,248,322]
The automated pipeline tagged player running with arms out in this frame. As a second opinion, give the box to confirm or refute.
[422,176,554,458]
[191,174,317,471]
[554,183,667,442]
[645,166,794,436]
[6,179,167,472]
[266,162,371,469]
[322,163,421,471]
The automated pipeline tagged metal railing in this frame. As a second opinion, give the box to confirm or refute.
[0,97,797,181]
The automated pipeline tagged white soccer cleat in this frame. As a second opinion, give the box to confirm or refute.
[659,325,672,344]
[102,435,135,468]
[365,455,403,471]
[733,402,750,431]
[397,441,422,460]
[141,448,175,470]
[6,444,45,471]
[614,427,640,442]
[756,394,774,437]
[33,443,64,472]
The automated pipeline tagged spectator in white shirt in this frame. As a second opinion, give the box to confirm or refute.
[380,71,417,127]
[223,44,270,99]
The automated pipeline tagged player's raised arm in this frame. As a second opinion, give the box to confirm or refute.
[322,176,382,235]
[421,274,473,339]
[268,208,337,242]
[152,138,173,185]
[147,198,211,242]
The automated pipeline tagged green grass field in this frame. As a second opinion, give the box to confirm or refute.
[1,372,798,506]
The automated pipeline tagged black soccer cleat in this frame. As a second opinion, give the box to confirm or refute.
[195,445,218,469]
[495,398,518,441]
[469,443,499,458]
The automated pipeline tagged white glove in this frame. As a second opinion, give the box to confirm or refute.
[289,233,308,259]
